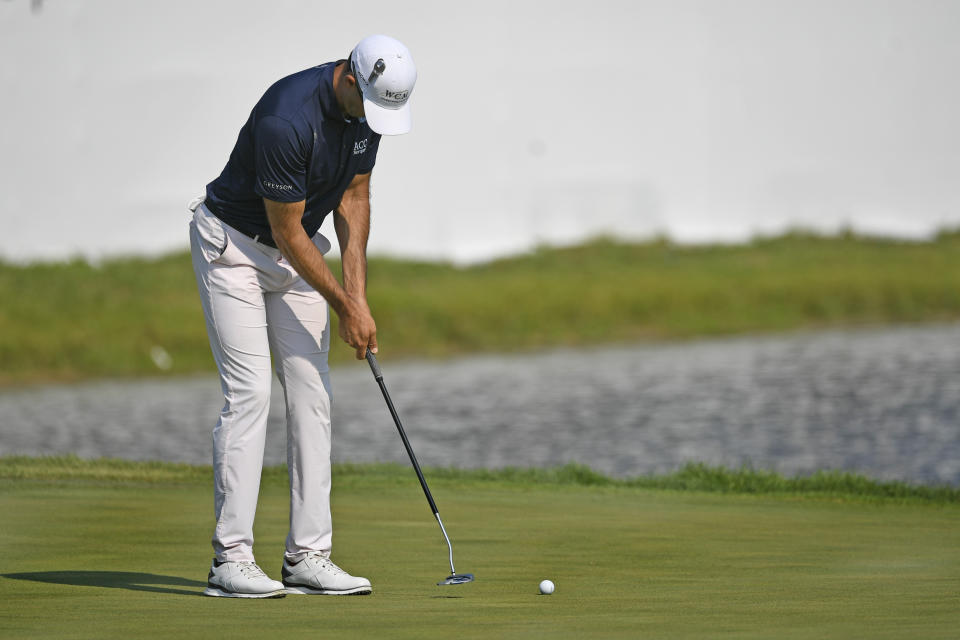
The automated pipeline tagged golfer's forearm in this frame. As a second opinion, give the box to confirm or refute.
[273,229,352,316]
[335,178,371,300]
[334,209,369,300]
[265,198,353,316]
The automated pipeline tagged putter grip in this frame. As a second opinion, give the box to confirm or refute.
[365,349,383,380]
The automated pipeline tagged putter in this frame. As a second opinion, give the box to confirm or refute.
[365,349,475,586]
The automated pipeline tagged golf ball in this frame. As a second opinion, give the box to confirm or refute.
[539,579,555,595]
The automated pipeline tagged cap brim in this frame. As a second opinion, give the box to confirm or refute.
[363,97,412,135]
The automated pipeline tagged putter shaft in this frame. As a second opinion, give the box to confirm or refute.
[365,350,464,577]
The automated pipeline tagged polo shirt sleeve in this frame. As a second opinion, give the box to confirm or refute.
[253,115,309,202]
[357,132,382,175]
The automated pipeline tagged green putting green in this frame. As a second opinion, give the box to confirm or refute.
[1,460,958,639]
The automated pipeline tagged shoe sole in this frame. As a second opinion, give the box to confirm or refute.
[283,583,372,596]
[203,586,286,598]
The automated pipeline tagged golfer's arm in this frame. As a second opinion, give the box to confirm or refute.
[334,172,371,301]
[264,198,352,316]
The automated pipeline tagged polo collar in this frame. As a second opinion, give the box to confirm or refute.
[319,60,366,125]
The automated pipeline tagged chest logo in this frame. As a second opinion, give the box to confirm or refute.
[353,139,369,155]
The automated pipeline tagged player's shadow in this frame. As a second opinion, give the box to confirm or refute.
[3,571,204,597]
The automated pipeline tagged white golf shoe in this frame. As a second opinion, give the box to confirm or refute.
[281,552,372,595]
[203,559,286,598]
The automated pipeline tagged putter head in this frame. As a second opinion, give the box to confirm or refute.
[438,572,474,586]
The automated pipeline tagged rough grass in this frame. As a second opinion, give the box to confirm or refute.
[5,230,960,384]
[1,458,958,639]
[1,456,956,504]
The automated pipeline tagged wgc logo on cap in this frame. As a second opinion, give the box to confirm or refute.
[383,89,409,103]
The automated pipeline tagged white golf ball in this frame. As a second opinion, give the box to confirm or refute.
[539,579,555,595]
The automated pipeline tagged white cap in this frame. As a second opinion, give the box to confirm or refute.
[350,35,417,135]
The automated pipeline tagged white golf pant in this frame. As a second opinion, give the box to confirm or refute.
[189,198,334,563]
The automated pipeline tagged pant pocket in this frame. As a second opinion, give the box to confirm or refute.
[312,232,332,255]
[192,203,229,263]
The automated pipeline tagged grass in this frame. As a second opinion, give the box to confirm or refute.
[1,458,958,639]
[5,230,960,384]
[2,456,957,504]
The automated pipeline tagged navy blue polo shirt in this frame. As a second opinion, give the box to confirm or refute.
[204,61,381,246]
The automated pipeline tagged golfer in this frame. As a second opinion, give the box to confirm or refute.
[188,34,416,598]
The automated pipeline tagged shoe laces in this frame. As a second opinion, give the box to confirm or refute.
[238,562,268,579]
[306,551,346,575]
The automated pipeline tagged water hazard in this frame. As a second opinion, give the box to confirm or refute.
[2,324,959,486]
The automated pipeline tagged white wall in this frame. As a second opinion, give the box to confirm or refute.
[1,0,958,262]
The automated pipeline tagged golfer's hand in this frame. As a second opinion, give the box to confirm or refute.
[339,298,378,360]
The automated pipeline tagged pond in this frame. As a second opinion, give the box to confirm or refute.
[2,324,959,486]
